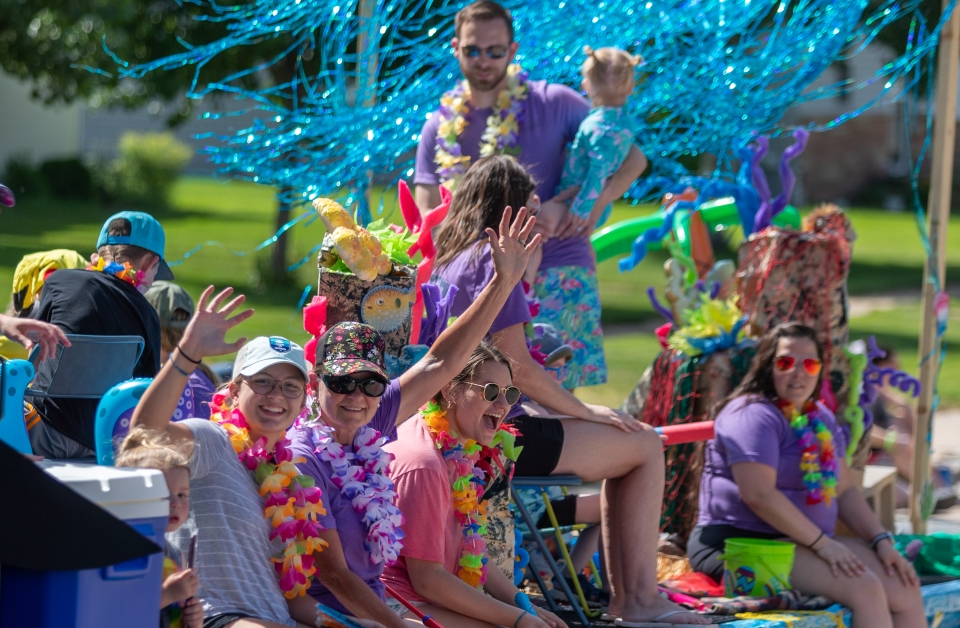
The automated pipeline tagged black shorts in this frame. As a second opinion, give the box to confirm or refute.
[536,494,578,528]
[204,614,254,628]
[686,524,783,582]
[510,414,565,477]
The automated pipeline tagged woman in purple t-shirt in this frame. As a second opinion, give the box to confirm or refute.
[689,323,922,628]
[432,155,709,627]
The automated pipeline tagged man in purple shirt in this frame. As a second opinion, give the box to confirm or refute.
[414,0,646,389]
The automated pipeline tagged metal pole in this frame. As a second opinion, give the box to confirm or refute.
[910,0,960,534]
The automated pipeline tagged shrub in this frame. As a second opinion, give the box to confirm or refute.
[3,153,46,198]
[39,157,94,200]
[109,132,192,205]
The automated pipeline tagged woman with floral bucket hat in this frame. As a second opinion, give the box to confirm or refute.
[286,205,549,628]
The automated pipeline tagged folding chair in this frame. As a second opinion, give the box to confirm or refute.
[511,475,594,627]
[94,378,153,465]
[0,358,36,453]
[26,334,145,400]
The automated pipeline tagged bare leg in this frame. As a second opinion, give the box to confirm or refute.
[789,542,896,628]
[554,420,708,625]
[840,538,926,628]
[400,605,496,628]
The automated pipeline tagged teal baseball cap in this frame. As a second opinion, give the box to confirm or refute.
[96,211,174,280]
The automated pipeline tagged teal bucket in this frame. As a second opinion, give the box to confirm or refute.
[719,538,796,597]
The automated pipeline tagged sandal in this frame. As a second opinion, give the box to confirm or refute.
[614,610,707,627]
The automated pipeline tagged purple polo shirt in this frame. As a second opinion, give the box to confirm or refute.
[288,379,401,613]
[697,396,848,537]
[415,80,595,271]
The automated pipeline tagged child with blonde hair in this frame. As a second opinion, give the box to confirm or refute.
[116,427,203,628]
[525,45,642,282]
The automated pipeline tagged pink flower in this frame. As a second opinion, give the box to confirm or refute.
[279,565,307,591]
[271,520,301,542]
[274,438,293,463]
[293,485,323,507]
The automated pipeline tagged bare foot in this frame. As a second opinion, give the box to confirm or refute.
[618,595,710,625]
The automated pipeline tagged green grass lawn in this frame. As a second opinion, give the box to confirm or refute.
[1,177,955,408]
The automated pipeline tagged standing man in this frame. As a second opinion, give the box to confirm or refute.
[414,0,646,390]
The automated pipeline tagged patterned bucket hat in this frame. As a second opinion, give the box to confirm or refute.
[317,322,389,381]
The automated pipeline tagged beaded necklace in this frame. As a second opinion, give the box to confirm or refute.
[307,421,405,566]
[775,398,838,506]
[210,395,328,598]
[434,64,529,191]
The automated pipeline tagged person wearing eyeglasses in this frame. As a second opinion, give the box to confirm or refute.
[414,0,648,394]
[688,323,923,628]
[284,206,544,628]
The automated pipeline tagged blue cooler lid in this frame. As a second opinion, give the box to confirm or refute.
[38,461,170,520]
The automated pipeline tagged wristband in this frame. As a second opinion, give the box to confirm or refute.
[808,531,825,550]
[176,345,202,365]
[883,431,898,453]
[514,610,530,628]
[170,360,193,378]
[515,591,535,612]
[870,531,895,551]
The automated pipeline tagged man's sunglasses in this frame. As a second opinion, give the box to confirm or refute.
[774,355,822,377]
[465,382,521,405]
[323,374,388,398]
[460,44,509,59]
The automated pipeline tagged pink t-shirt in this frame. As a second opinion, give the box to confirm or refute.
[381,417,463,603]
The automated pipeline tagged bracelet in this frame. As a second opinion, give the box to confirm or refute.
[870,531,895,551]
[513,609,529,628]
[176,345,201,365]
[808,531,825,550]
[883,431,898,453]
[515,591,535,612]
[170,360,193,378]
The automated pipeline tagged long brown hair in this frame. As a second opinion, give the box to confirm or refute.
[722,322,824,410]
[434,156,537,269]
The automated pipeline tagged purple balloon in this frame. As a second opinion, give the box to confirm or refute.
[0,184,14,207]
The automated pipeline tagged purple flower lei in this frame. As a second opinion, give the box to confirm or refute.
[308,421,406,566]
[434,64,529,190]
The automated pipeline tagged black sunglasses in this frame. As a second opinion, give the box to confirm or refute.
[460,44,509,59]
[323,374,388,398]
[465,382,521,405]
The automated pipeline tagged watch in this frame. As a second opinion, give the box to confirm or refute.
[870,530,895,551]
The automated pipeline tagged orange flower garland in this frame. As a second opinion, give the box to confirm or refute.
[210,394,328,598]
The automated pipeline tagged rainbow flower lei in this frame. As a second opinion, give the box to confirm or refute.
[776,399,838,506]
[434,64,529,191]
[86,255,145,288]
[210,394,328,598]
[306,421,406,566]
[421,400,490,588]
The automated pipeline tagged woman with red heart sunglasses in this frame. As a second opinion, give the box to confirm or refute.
[688,323,922,628]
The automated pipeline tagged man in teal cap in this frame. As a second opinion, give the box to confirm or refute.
[28,211,168,458]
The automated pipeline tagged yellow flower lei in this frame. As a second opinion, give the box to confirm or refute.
[434,64,529,192]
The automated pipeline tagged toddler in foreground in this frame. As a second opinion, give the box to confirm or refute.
[116,427,203,628]
[525,45,642,283]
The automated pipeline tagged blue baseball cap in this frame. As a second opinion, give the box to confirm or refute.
[96,211,174,280]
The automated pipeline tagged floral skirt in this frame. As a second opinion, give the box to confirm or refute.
[532,265,607,388]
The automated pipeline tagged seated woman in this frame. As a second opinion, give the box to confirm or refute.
[286,206,542,627]
[687,323,923,628]
[430,155,708,627]
[130,288,378,628]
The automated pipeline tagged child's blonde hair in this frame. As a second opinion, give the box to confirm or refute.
[582,46,642,105]
[115,426,192,473]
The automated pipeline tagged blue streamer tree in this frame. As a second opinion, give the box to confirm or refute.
[111,0,954,265]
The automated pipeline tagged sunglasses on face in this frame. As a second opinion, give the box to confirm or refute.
[244,375,305,399]
[323,374,388,398]
[774,355,822,377]
[460,44,509,59]
[465,381,522,405]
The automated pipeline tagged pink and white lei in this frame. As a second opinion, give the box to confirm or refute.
[307,422,405,566]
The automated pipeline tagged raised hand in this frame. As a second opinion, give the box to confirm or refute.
[0,314,71,362]
[485,205,542,286]
[178,286,255,360]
